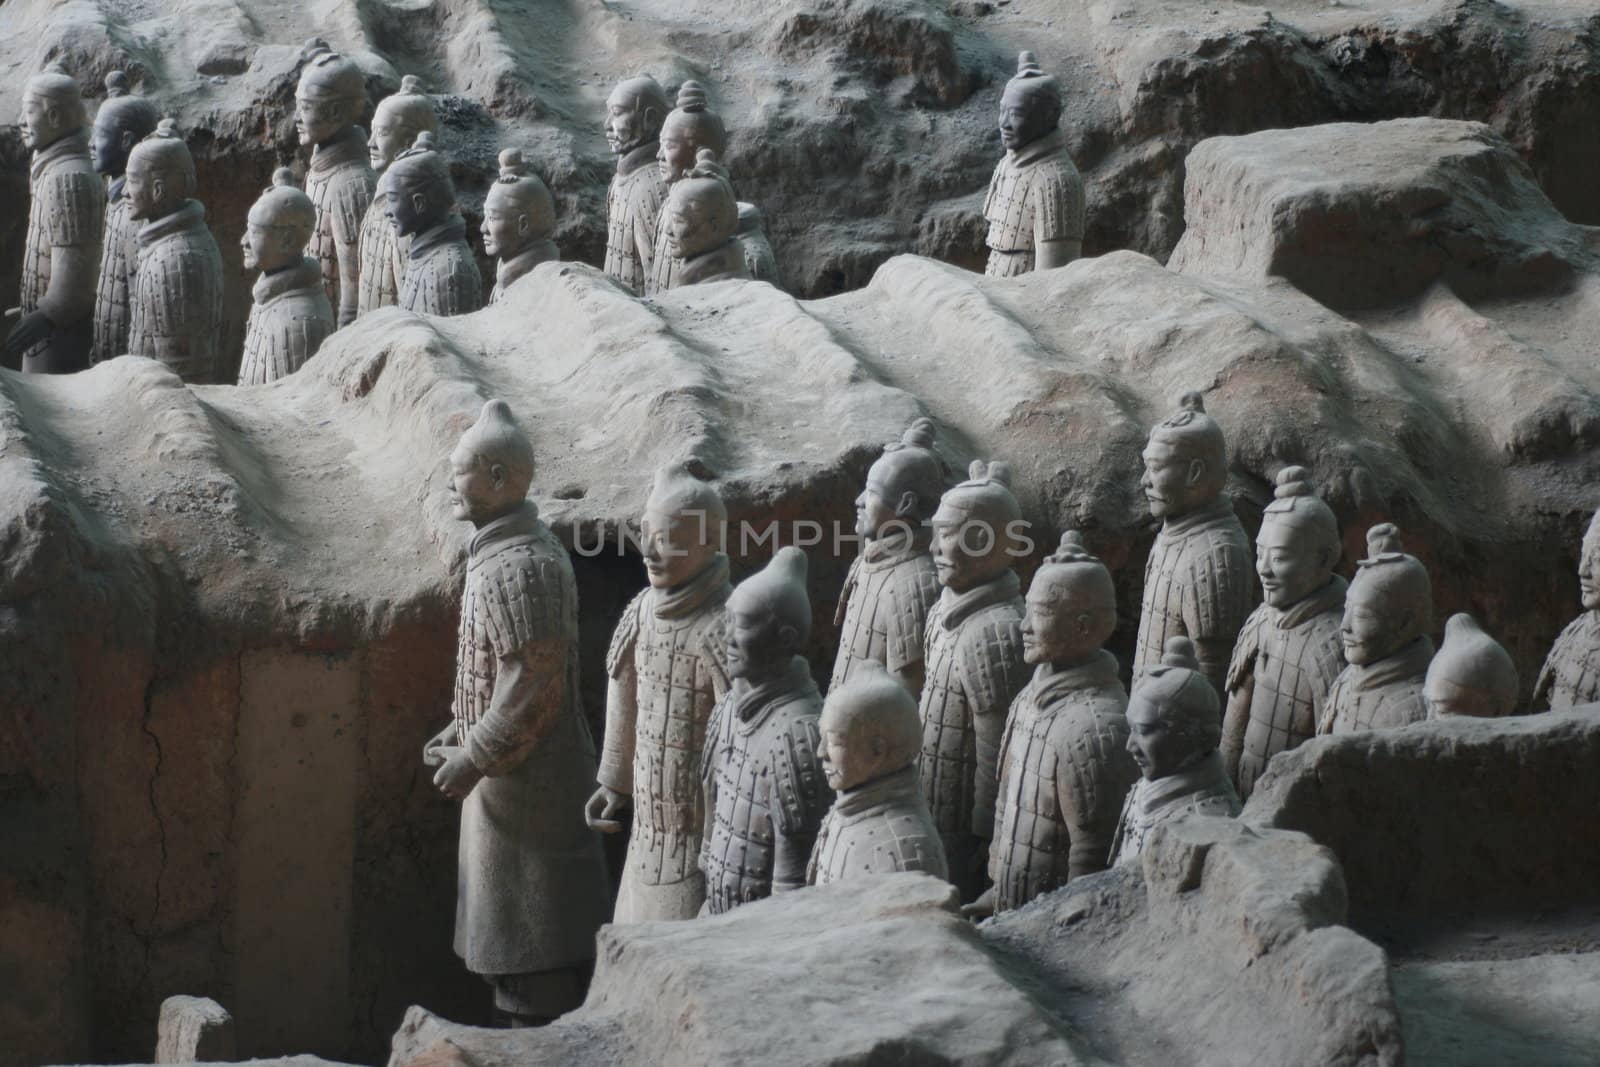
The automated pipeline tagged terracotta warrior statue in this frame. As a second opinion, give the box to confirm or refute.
[5,64,103,373]
[238,169,335,385]
[660,150,751,290]
[382,131,483,316]
[982,51,1085,278]
[1221,467,1346,798]
[423,399,610,1025]
[808,662,949,887]
[1135,391,1253,700]
[1319,524,1434,735]
[295,40,374,327]
[357,74,436,316]
[1110,637,1241,868]
[831,417,943,698]
[965,532,1139,918]
[125,120,224,382]
[483,149,558,303]
[1425,614,1518,719]
[643,81,726,296]
[602,74,670,293]
[1534,510,1600,710]
[699,547,832,915]
[587,467,733,922]
[920,460,1029,902]
[89,71,157,365]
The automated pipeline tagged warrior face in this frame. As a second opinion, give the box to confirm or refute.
[480,202,529,260]
[368,106,414,170]
[448,444,519,527]
[657,114,701,184]
[294,93,348,148]
[997,83,1058,153]
[1255,515,1332,610]
[604,85,657,156]
[1020,580,1098,668]
[380,174,429,238]
[1125,693,1194,781]
[664,189,721,260]
[123,154,169,221]
[90,114,138,177]
[640,505,718,591]
[725,589,795,686]
[242,219,298,273]
[855,462,915,542]
[1140,438,1209,521]
[1580,522,1600,612]
[931,502,1011,594]
[818,705,880,793]
[18,91,61,152]
[1340,577,1411,667]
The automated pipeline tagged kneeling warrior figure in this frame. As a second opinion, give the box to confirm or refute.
[1111,636,1241,868]
[6,64,103,373]
[831,417,943,699]
[809,662,949,886]
[381,131,482,316]
[587,467,733,922]
[126,120,224,382]
[90,71,157,364]
[982,51,1084,277]
[1533,509,1600,710]
[238,169,334,385]
[966,531,1139,918]
[1425,614,1518,719]
[1319,524,1434,735]
[920,460,1029,902]
[358,75,437,316]
[699,547,832,914]
[1222,467,1345,798]
[423,400,610,1025]
[483,149,559,303]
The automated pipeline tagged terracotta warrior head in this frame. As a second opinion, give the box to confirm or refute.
[1256,466,1340,610]
[1022,531,1116,668]
[1126,636,1221,780]
[125,119,196,221]
[294,40,367,148]
[1342,524,1432,667]
[726,546,811,685]
[604,74,669,156]
[481,148,555,259]
[818,661,922,793]
[657,80,727,185]
[856,417,943,541]
[1578,510,1600,613]
[1424,613,1518,718]
[368,74,437,171]
[449,399,535,528]
[641,465,727,591]
[243,167,316,272]
[931,460,1023,593]
[91,71,158,177]
[20,64,88,152]
[998,51,1061,154]
[382,131,456,237]
[665,149,738,260]
[1142,392,1227,521]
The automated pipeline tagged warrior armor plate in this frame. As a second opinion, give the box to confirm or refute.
[1134,497,1254,700]
[604,142,668,294]
[303,126,375,323]
[355,195,405,315]
[127,200,224,382]
[91,183,138,363]
[489,241,558,304]
[1109,750,1240,868]
[982,128,1084,278]
[736,202,783,290]
[238,256,334,385]
[989,653,1137,911]
[830,544,940,694]
[21,129,103,370]
[807,765,948,886]
[1534,612,1600,711]
[1319,637,1434,735]
[397,217,482,316]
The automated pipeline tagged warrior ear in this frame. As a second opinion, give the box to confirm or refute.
[893,490,919,519]
[777,623,800,650]
[488,461,508,491]
[1186,456,1206,487]
[515,212,532,238]
[119,128,137,153]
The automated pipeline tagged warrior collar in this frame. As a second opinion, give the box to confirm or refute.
[408,213,467,262]
[861,523,933,571]
[1346,634,1435,692]
[1158,493,1238,540]
[616,140,660,178]
[729,655,817,728]
[1132,749,1231,817]
[675,238,747,287]
[30,128,89,181]
[937,569,1021,631]
[497,240,558,291]
[653,553,732,620]
[1008,127,1067,168]
[108,175,126,202]
[832,763,920,819]
[137,199,206,248]
[469,500,541,558]
[1028,649,1121,706]
[309,124,369,174]
[1273,574,1348,631]
[253,255,323,305]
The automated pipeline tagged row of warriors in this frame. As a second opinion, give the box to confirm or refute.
[427,389,1577,1020]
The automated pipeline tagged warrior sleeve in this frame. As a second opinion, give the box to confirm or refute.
[886,563,940,679]
[40,243,98,325]
[1317,671,1351,736]
[958,609,1029,841]
[696,611,733,701]
[465,556,571,776]
[633,178,666,284]
[1032,162,1086,244]
[1220,605,1266,778]
[771,713,833,894]
[1061,707,1137,880]
[1182,539,1255,701]
[804,813,832,887]
[987,704,1021,884]
[598,590,647,794]
[1531,627,1572,712]
[332,173,375,326]
[39,169,104,322]
[426,255,483,317]
[698,694,728,876]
